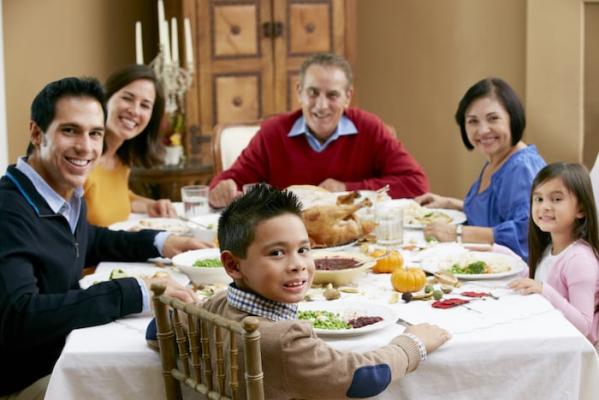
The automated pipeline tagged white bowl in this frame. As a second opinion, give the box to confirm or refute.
[312,251,375,286]
[172,248,232,285]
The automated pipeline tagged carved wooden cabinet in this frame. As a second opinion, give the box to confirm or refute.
[169,0,356,163]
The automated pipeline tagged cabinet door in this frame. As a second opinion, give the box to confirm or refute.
[196,0,275,136]
[272,0,352,112]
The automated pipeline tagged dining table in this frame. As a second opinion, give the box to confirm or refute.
[44,211,599,400]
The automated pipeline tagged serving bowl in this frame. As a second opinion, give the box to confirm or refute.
[172,248,232,285]
[188,214,220,244]
[312,251,375,286]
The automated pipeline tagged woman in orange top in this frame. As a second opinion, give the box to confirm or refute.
[85,65,176,226]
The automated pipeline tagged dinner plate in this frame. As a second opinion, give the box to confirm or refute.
[79,264,189,289]
[109,217,192,235]
[311,240,358,253]
[298,301,396,337]
[419,245,526,279]
[375,200,467,229]
[287,186,390,210]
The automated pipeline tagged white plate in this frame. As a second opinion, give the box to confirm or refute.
[375,200,467,229]
[311,240,358,253]
[419,245,526,280]
[287,186,390,210]
[109,217,192,235]
[298,301,396,337]
[79,264,189,289]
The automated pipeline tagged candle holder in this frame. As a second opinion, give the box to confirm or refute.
[149,44,194,114]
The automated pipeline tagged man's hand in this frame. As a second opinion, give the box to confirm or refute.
[508,278,543,295]
[144,275,198,304]
[208,179,241,208]
[423,221,456,242]
[318,178,346,192]
[404,323,451,354]
[414,192,447,208]
[147,199,177,217]
[162,235,214,259]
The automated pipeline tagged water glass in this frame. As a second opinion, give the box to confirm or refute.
[374,208,403,245]
[181,185,209,218]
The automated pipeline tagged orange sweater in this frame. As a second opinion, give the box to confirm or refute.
[84,163,133,227]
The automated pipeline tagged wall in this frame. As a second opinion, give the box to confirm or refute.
[3,0,156,162]
[356,0,526,198]
[0,2,7,173]
[585,2,599,168]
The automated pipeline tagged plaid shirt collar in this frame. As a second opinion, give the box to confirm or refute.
[226,284,298,322]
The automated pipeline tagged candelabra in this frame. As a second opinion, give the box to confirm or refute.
[150,45,194,114]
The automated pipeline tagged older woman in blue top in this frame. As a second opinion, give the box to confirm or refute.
[415,78,546,261]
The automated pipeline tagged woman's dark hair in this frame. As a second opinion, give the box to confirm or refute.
[528,163,599,278]
[455,77,526,150]
[104,64,165,167]
[218,184,303,258]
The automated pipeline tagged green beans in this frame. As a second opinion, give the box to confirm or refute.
[298,310,350,330]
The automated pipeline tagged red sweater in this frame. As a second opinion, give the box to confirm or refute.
[210,108,429,198]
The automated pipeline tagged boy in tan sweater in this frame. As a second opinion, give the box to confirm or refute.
[203,184,450,399]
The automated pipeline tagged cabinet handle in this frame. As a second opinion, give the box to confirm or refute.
[262,21,283,38]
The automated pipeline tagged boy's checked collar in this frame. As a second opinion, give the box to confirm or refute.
[227,283,298,322]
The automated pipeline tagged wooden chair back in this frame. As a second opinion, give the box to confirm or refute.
[151,283,264,400]
[212,122,261,175]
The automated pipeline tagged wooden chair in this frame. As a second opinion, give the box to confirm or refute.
[212,122,261,175]
[151,283,265,400]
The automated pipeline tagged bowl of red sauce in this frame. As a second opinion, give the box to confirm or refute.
[312,251,375,286]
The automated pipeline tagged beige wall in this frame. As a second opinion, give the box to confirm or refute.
[3,0,156,162]
[356,0,526,198]
[584,2,599,168]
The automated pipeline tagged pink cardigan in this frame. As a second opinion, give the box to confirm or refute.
[540,240,599,344]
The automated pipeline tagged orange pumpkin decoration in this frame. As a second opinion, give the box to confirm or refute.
[372,250,404,273]
[391,266,427,293]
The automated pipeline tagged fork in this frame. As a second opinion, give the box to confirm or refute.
[178,215,211,229]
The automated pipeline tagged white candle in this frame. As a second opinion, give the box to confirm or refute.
[157,0,165,49]
[170,18,179,65]
[135,21,144,64]
[162,20,171,64]
[184,18,194,68]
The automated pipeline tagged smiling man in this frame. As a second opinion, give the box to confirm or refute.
[0,77,208,399]
[208,52,429,208]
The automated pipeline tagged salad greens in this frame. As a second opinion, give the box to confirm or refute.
[449,261,487,274]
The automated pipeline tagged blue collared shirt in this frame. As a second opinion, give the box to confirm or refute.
[16,157,83,233]
[226,283,298,321]
[288,115,358,152]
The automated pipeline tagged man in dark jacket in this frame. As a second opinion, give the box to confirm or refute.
[0,77,208,398]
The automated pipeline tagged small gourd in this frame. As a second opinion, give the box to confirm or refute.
[372,250,404,273]
[391,266,427,293]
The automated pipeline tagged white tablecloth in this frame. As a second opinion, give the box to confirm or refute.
[45,222,599,400]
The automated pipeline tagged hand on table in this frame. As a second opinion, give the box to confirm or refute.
[423,221,456,242]
[209,179,241,208]
[144,274,198,304]
[404,323,451,353]
[146,199,177,218]
[162,235,214,259]
[508,278,543,295]
[319,178,346,192]
[414,192,449,208]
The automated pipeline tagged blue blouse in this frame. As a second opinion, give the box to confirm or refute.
[464,145,546,261]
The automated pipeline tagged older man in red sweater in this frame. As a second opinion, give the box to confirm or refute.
[209,52,429,208]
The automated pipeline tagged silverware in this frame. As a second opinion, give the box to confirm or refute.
[395,317,413,327]
[178,215,211,229]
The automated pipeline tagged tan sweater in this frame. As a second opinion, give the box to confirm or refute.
[203,291,421,399]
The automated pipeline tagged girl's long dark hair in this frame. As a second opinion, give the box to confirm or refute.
[104,64,165,168]
[528,163,599,278]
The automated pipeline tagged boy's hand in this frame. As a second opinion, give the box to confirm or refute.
[143,275,198,304]
[162,235,213,259]
[404,323,451,353]
[508,278,543,295]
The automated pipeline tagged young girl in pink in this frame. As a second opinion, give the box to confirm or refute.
[509,163,599,344]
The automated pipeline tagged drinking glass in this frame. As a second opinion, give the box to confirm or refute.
[374,208,403,245]
[181,185,209,218]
